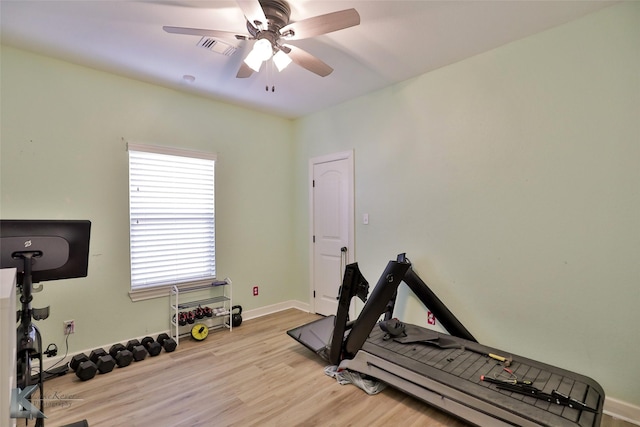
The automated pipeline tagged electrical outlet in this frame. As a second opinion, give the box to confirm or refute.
[63,320,75,335]
[253,286,259,296]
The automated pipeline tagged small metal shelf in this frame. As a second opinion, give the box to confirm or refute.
[169,278,232,345]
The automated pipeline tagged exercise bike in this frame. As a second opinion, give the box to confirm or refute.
[15,251,48,426]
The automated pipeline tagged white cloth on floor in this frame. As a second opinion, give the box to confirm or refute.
[323,365,387,395]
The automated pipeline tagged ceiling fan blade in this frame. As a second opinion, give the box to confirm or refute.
[280,9,360,40]
[285,45,333,77]
[236,0,268,29]
[163,26,246,41]
[236,61,254,78]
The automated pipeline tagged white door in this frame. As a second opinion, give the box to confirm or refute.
[311,151,354,316]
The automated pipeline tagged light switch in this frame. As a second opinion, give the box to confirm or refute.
[363,213,369,225]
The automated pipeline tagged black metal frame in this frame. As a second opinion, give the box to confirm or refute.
[15,252,46,427]
[325,253,476,365]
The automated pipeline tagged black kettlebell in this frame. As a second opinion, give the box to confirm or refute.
[231,305,243,327]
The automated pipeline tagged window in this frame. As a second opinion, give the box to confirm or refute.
[127,143,216,300]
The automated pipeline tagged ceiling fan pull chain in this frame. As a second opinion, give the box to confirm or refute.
[265,59,270,91]
[265,59,275,92]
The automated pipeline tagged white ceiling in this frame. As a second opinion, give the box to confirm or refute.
[1,1,614,119]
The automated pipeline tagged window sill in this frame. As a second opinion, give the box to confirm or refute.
[128,279,218,302]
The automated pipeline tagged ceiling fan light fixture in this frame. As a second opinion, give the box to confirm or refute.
[273,50,292,72]
[254,38,274,61]
[244,38,274,72]
[244,49,264,72]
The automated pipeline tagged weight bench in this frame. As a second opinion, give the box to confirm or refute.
[287,254,604,427]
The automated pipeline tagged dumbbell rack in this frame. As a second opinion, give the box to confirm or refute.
[169,278,232,345]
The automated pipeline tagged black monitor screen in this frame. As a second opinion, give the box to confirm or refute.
[0,220,91,284]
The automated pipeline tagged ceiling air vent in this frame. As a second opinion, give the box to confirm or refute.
[197,37,237,56]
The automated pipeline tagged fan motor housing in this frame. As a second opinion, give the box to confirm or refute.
[260,0,291,31]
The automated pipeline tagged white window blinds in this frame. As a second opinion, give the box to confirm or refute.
[128,143,216,291]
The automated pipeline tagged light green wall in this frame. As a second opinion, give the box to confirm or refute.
[1,46,295,350]
[1,1,638,408]
[293,2,639,405]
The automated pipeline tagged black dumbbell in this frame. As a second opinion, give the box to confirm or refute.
[89,348,116,374]
[195,306,205,319]
[59,421,89,427]
[75,360,98,381]
[69,353,89,371]
[109,343,133,368]
[141,336,162,357]
[186,311,195,324]
[89,348,107,361]
[175,313,187,326]
[109,343,125,357]
[126,339,148,361]
[70,353,97,381]
[157,333,177,353]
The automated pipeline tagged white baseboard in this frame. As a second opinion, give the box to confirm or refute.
[39,301,640,425]
[604,397,640,425]
[242,300,310,321]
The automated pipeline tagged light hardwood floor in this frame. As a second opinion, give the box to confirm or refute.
[21,309,634,427]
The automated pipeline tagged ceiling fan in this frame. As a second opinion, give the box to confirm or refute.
[163,0,360,78]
